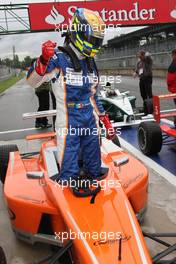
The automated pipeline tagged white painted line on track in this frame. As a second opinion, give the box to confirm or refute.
[0,128,39,134]
[119,137,176,186]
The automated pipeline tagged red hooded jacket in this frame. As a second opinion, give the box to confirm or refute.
[167,60,176,93]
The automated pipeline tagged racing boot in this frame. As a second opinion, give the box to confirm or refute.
[35,122,42,128]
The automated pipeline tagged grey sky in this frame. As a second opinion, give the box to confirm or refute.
[0,0,143,60]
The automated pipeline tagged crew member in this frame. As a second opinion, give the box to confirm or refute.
[27,8,117,181]
[167,49,176,127]
[35,81,52,129]
[105,82,117,97]
[134,50,153,103]
[30,59,53,129]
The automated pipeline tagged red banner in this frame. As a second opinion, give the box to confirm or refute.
[29,0,176,31]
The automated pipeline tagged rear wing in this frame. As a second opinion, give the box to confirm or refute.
[153,93,176,123]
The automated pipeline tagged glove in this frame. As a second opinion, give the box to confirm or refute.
[35,40,57,76]
[42,40,57,62]
[99,114,116,140]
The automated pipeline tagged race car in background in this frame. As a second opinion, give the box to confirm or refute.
[99,88,136,123]
[98,87,154,128]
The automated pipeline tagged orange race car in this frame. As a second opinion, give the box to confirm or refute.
[0,125,151,264]
[1,110,175,264]
[1,120,175,264]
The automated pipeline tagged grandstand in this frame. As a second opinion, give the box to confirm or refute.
[96,24,176,77]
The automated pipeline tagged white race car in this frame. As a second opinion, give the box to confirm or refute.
[99,88,137,126]
[99,88,153,127]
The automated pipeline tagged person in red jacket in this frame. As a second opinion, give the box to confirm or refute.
[167,49,176,127]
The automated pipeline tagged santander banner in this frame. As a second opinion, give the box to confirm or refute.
[29,0,176,31]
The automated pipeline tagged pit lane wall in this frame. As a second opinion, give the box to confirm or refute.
[96,51,170,78]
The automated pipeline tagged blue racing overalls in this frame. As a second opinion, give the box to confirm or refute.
[27,44,105,180]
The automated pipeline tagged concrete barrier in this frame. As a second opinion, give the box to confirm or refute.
[96,51,170,78]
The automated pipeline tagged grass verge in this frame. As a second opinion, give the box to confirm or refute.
[0,72,25,94]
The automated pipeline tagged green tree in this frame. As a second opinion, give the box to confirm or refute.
[13,54,21,68]
[22,56,33,69]
[4,58,12,67]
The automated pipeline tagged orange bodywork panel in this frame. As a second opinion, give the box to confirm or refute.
[26,132,56,141]
[4,152,58,234]
[103,151,148,214]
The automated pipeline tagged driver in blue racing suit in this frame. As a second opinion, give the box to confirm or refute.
[27,8,116,181]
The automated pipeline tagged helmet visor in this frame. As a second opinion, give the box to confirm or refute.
[87,35,103,48]
[78,30,103,49]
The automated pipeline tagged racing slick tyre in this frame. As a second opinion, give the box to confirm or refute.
[138,122,162,155]
[0,144,18,184]
[0,247,7,264]
[143,98,153,115]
